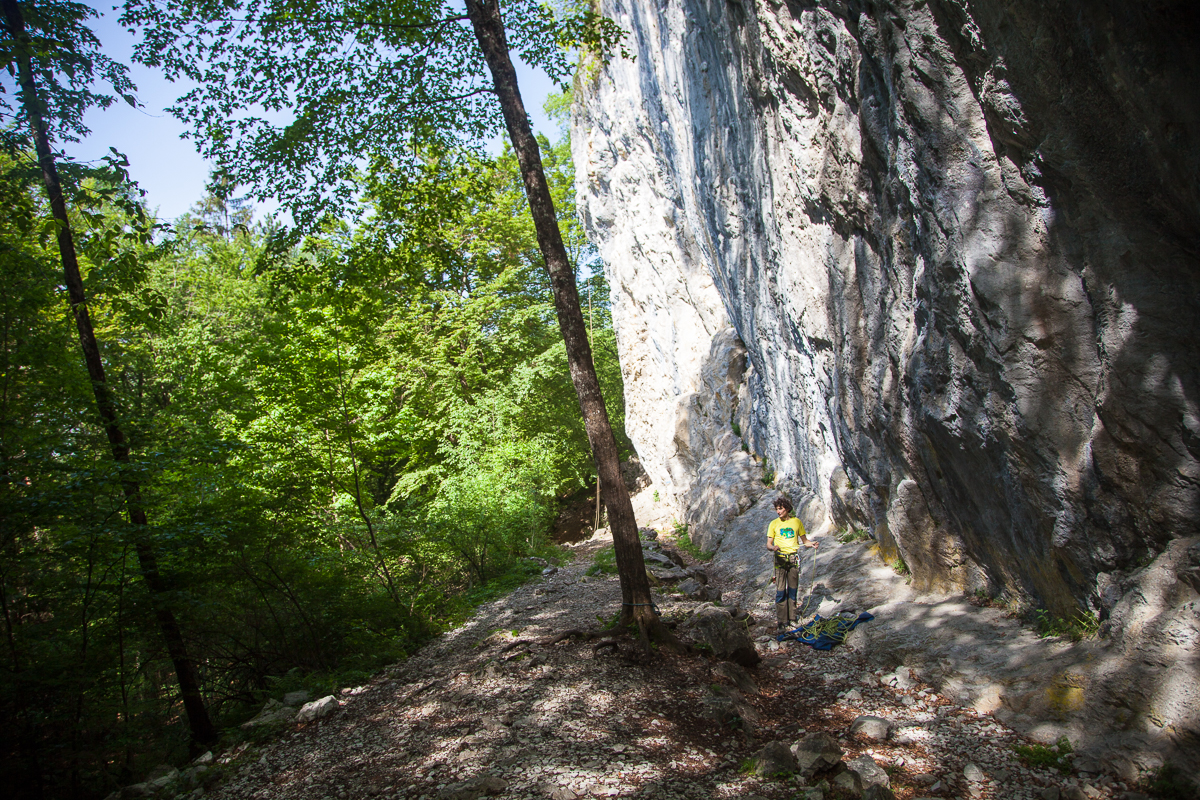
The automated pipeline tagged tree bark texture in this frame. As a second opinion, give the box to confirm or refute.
[1,0,218,745]
[465,0,658,626]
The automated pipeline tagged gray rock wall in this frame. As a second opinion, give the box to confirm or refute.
[575,0,1200,616]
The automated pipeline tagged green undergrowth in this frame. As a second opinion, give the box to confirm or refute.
[1143,763,1197,800]
[457,550,564,613]
[836,526,870,544]
[674,522,715,561]
[216,548,565,761]
[1033,608,1100,641]
[587,544,618,576]
[1014,736,1073,773]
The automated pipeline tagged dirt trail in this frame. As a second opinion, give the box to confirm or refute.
[189,530,1136,800]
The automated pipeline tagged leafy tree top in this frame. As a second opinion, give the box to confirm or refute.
[1,0,136,144]
[120,0,625,227]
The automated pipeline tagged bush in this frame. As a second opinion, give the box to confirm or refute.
[1144,762,1197,800]
[674,525,714,562]
[836,527,870,544]
[1014,736,1073,773]
[586,545,618,576]
[1033,609,1100,641]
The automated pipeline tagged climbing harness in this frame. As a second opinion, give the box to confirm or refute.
[776,611,874,650]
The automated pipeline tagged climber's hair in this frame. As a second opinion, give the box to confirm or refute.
[773,495,793,514]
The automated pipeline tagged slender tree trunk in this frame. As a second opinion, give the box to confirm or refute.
[332,337,401,604]
[465,0,669,637]
[1,0,218,745]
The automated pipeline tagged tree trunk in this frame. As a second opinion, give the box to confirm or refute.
[465,0,668,635]
[1,0,218,745]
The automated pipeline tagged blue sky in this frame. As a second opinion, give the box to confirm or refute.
[66,3,559,222]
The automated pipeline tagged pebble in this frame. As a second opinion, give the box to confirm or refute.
[163,535,1125,800]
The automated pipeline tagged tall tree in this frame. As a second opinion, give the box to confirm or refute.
[0,0,218,743]
[123,0,670,636]
[461,0,662,635]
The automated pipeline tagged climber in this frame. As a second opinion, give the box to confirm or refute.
[766,494,818,630]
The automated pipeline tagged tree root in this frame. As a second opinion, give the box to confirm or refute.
[592,638,621,655]
[539,628,595,647]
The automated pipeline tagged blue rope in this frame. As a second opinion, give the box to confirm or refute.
[777,612,874,649]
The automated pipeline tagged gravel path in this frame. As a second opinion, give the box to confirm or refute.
[196,533,1140,800]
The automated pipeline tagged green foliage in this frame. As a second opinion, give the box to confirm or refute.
[0,122,625,796]
[675,525,714,562]
[890,554,910,575]
[730,419,741,437]
[122,0,628,227]
[761,458,774,486]
[836,527,870,544]
[1014,736,1073,773]
[1143,762,1197,800]
[586,545,618,577]
[0,0,136,142]
[652,490,660,502]
[1033,609,1100,641]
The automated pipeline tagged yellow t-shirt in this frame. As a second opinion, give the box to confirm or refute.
[768,516,806,555]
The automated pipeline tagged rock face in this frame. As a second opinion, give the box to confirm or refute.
[575,0,1200,615]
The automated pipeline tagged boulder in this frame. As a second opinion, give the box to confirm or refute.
[649,565,689,582]
[700,694,740,726]
[282,690,310,707]
[791,733,843,778]
[701,685,760,732]
[295,695,340,724]
[849,715,893,741]
[682,605,760,666]
[713,661,760,695]
[145,765,177,785]
[862,786,897,800]
[749,741,797,777]
[643,550,675,568]
[240,698,297,728]
[842,755,890,793]
[881,667,917,691]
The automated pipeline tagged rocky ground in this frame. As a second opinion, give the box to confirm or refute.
[139,524,1163,800]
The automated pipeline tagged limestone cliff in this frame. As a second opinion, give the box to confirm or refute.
[575,0,1200,618]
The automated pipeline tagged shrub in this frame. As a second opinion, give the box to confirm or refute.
[1144,762,1197,800]
[586,545,618,577]
[1033,609,1100,641]
[1014,736,1073,773]
[675,525,715,562]
[836,527,870,544]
